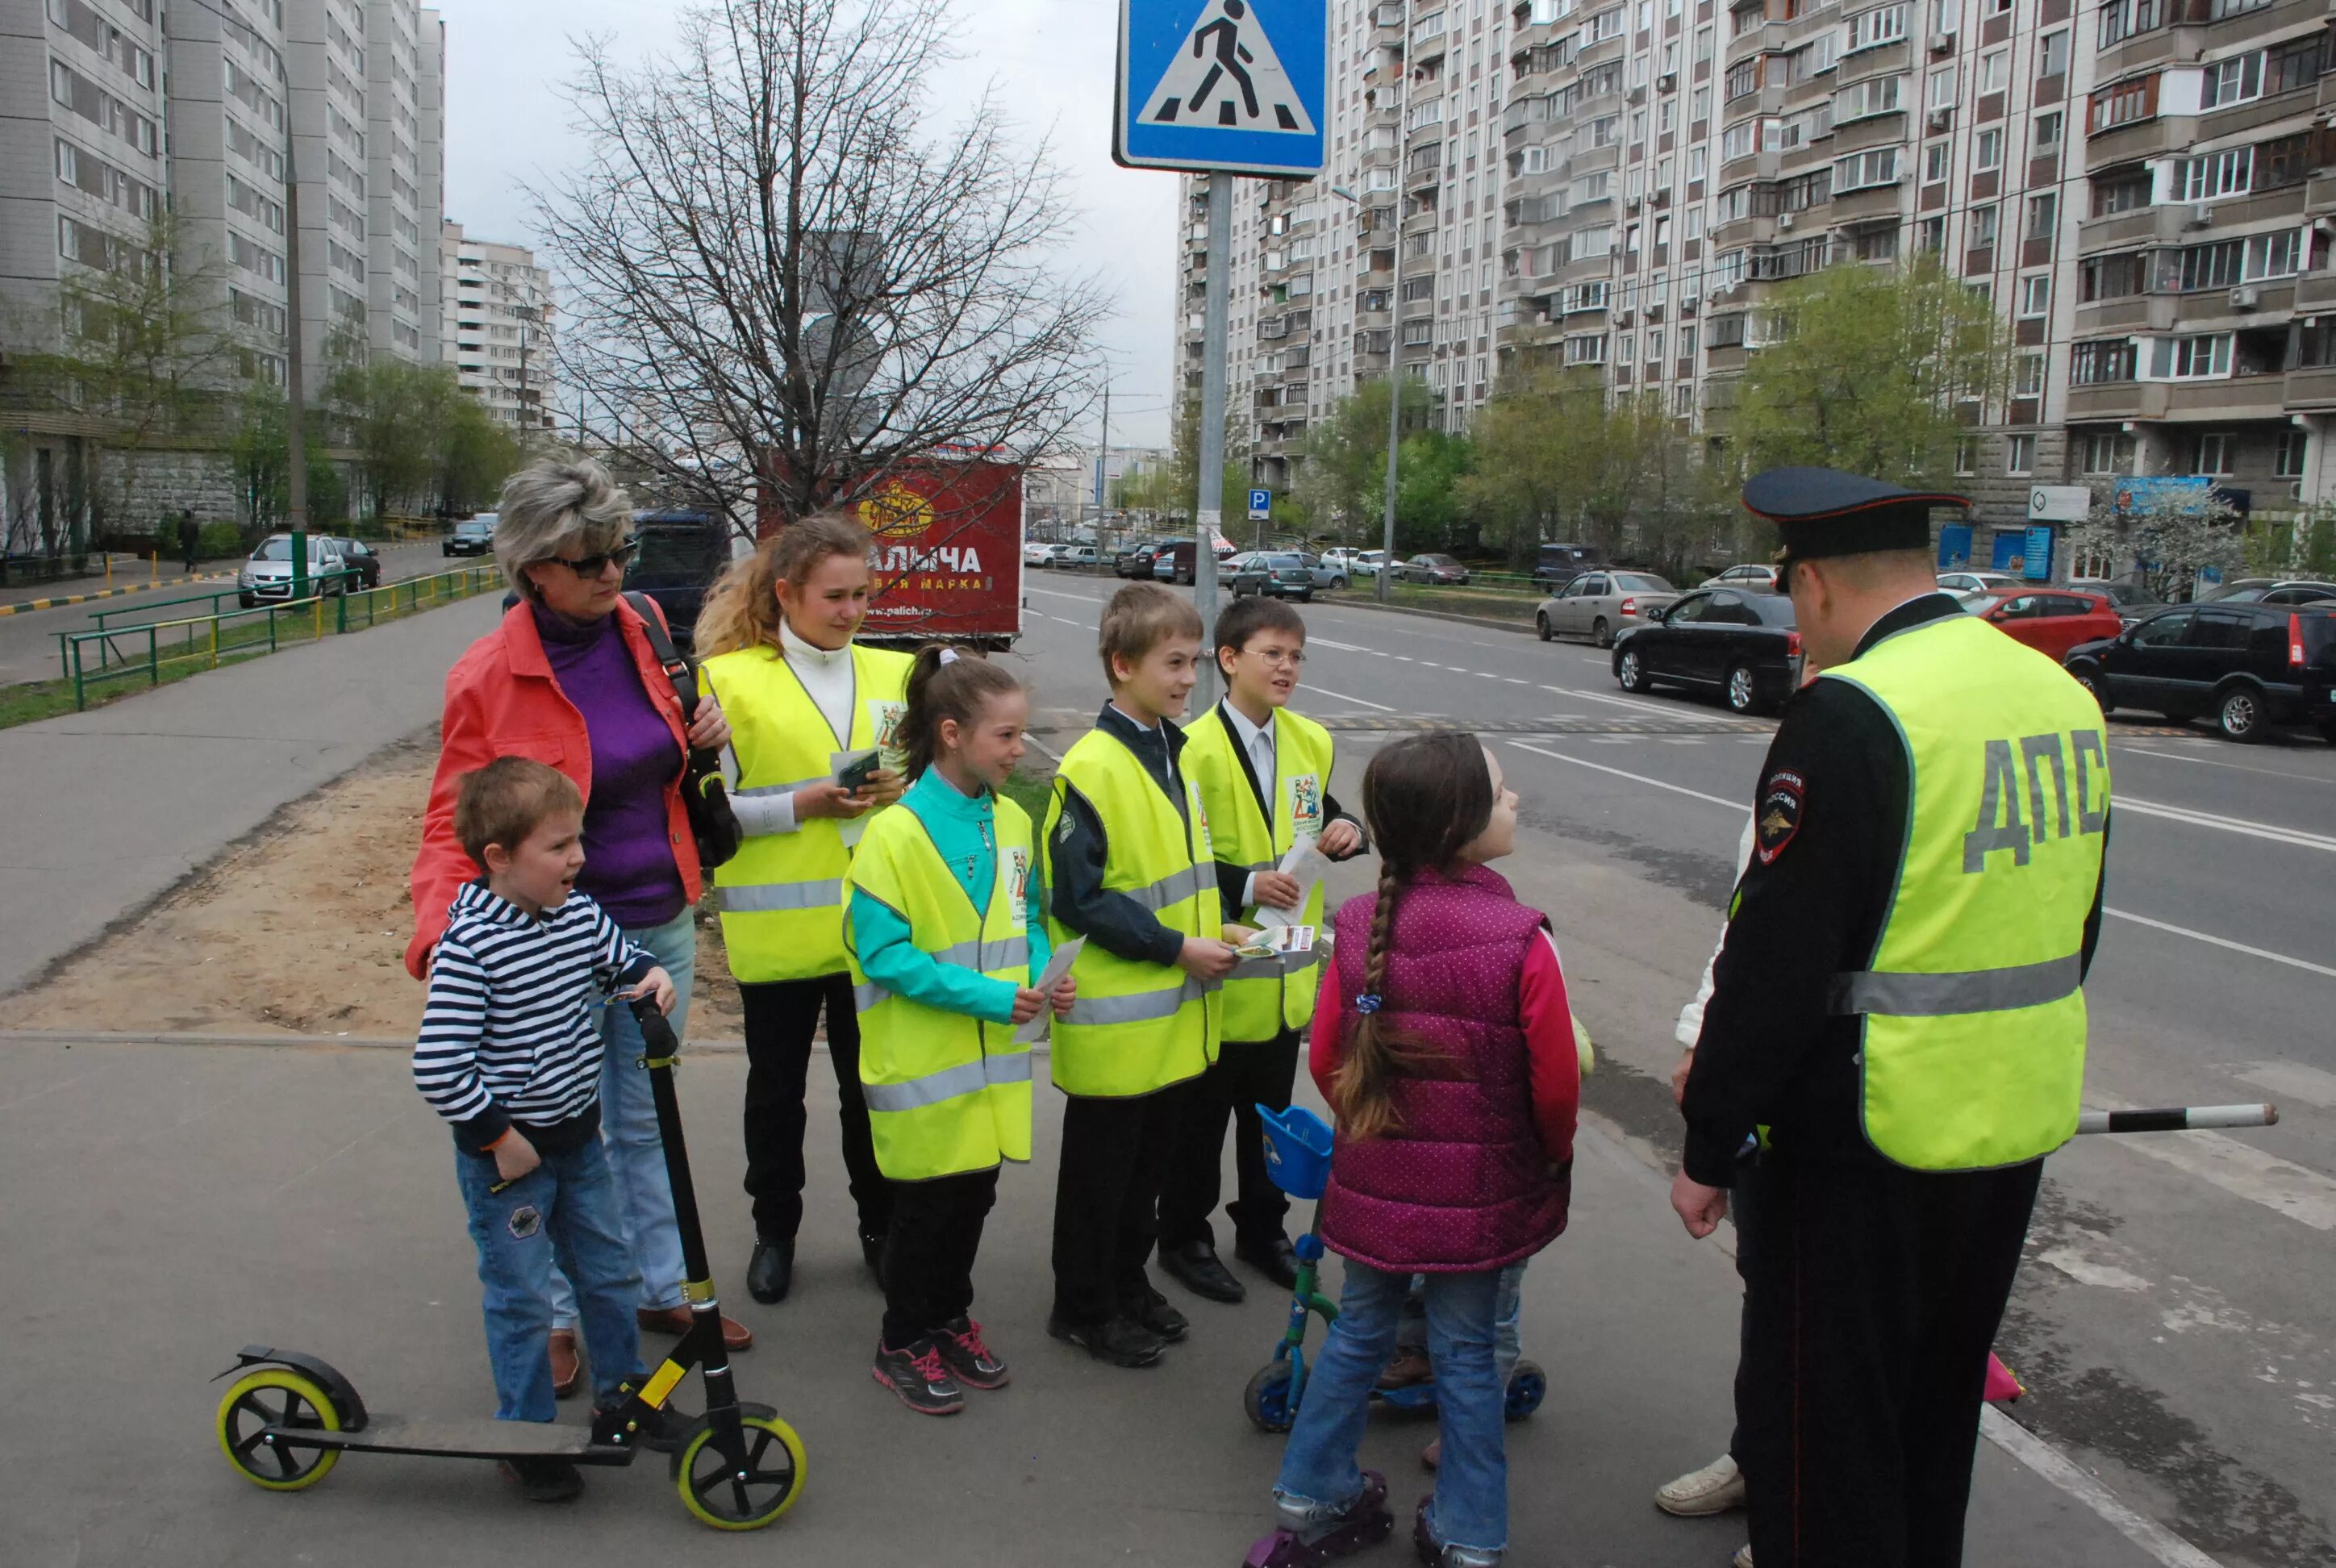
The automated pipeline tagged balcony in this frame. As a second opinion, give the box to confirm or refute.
[2075,204,2193,255]
[2286,366,2336,410]
[2295,272,2336,310]
[1829,180,1906,225]
[2171,280,2296,327]
[2163,375,2287,419]
[2085,113,2198,173]
[2064,382,2171,420]
[2071,294,2175,334]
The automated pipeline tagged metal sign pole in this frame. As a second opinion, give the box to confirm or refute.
[1192,171,1232,715]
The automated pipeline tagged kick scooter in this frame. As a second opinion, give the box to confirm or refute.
[213,998,805,1530]
[1241,1103,1547,1435]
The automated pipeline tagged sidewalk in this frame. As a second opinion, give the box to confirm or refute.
[0,591,498,995]
[0,1036,2178,1568]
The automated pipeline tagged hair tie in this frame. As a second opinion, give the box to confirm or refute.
[1354,994,1382,1015]
[939,647,962,666]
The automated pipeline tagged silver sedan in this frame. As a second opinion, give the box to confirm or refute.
[1535,570,1679,648]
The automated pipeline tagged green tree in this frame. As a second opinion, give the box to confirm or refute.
[1292,375,1437,544]
[434,389,522,519]
[1728,254,2010,491]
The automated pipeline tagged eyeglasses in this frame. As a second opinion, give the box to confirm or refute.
[1244,647,1306,667]
[549,539,640,577]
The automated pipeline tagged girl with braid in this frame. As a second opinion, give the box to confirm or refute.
[1244,731,1580,1568]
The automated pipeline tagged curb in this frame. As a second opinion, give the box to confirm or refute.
[0,571,236,616]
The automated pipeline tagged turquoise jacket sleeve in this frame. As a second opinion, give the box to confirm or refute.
[849,887,1022,1024]
[1025,855,1053,986]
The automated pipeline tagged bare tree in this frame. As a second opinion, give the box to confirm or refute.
[535,0,1108,532]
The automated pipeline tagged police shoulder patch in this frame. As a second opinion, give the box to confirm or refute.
[1754,769,1805,865]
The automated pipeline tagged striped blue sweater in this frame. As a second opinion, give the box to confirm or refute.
[414,880,657,1150]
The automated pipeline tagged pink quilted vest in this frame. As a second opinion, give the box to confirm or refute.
[1318,864,1570,1273]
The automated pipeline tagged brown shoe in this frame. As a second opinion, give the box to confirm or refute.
[549,1328,583,1400]
[1379,1346,1433,1389]
[637,1304,755,1352]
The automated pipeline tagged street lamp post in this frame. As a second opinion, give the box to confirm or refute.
[1329,0,1409,604]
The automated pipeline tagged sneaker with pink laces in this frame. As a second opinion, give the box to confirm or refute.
[870,1337,965,1416]
[933,1315,1011,1389]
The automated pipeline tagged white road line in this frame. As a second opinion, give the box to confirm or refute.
[2087,1091,2336,1232]
[2234,1059,2336,1110]
[1025,586,1099,603]
[2118,744,2336,786]
[1505,740,1749,810]
[2103,909,2336,980]
[1979,1411,2228,1568]
[1305,682,1399,712]
[1539,683,1690,719]
[1309,637,1371,653]
[2113,794,2336,853]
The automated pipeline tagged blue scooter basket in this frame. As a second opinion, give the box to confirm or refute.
[1258,1103,1335,1202]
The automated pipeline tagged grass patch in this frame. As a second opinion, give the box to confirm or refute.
[999,765,1058,824]
[1322,582,1541,623]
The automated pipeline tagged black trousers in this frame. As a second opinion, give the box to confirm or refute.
[879,1166,1000,1349]
[1049,1082,1190,1324]
[739,974,891,1245]
[1739,1150,2042,1568]
[1727,1154,1771,1462]
[1157,1030,1299,1252]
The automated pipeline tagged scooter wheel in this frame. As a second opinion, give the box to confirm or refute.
[675,1412,807,1530]
[1244,1362,1297,1433]
[216,1366,342,1491]
[1504,1359,1548,1422]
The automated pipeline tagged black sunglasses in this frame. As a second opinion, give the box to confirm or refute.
[550,539,640,577]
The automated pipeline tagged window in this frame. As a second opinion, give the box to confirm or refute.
[2245,228,2301,279]
[1844,3,1908,52]
[1928,66,1956,107]
[2038,29,2069,79]
[2162,334,2232,378]
[2034,111,2062,152]
[1979,50,2006,94]
[1836,147,1901,190]
[1955,437,1977,474]
[1619,332,1637,364]
[1836,74,1904,122]
[2257,133,2312,190]
[1856,225,1900,261]
[2098,0,2158,48]
[1688,146,1708,182]
[2200,53,2263,110]
[2016,353,2046,396]
[2194,433,2235,475]
[2178,241,2241,290]
[1917,215,1946,252]
[2276,430,2307,477]
[2025,192,2057,243]
[1924,141,1950,183]
[1564,332,1609,365]
[2266,35,2324,98]
[2092,166,2151,215]
[2175,147,2251,202]
[2083,432,2135,473]
[2019,274,2050,315]
[1968,203,1997,249]
[2089,75,2153,131]
[1975,127,2002,170]
[2071,338,2137,383]
[2005,434,2035,474]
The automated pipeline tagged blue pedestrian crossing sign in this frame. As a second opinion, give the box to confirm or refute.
[1116,0,1327,177]
[1248,488,1273,519]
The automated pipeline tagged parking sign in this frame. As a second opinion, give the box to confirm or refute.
[1248,488,1272,520]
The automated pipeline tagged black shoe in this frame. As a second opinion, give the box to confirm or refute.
[594,1400,697,1455]
[1236,1233,1302,1291]
[1122,1279,1190,1344]
[1047,1311,1165,1367]
[498,1456,583,1503]
[1160,1238,1246,1303]
[747,1237,793,1304]
[932,1316,1012,1390]
[871,1337,966,1415]
[860,1230,886,1286]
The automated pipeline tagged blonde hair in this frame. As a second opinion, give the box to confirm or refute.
[1097,582,1203,685]
[693,511,872,657]
[491,453,632,604]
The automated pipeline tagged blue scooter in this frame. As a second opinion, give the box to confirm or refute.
[1241,1103,1547,1434]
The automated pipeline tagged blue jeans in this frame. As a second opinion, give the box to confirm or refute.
[549,907,696,1326]
[1275,1260,1508,1555]
[1395,1261,1529,1388]
[454,1137,646,1420]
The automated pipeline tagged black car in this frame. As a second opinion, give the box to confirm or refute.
[625,510,732,652]
[1228,551,1316,603]
[2200,578,2336,607]
[1116,540,1164,578]
[327,536,382,588]
[443,515,497,556]
[2062,603,2336,742]
[1612,588,1803,715]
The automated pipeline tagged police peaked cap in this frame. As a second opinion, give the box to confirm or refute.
[1742,467,1970,563]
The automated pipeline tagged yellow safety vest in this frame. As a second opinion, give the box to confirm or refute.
[843,796,1036,1182]
[699,640,912,982]
[1040,727,1222,1098]
[1821,613,2109,1172]
[1181,703,1335,1042]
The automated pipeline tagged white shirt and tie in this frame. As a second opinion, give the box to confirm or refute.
[1220,702,1280,910]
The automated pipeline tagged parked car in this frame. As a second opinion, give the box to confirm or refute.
[443,515,498,557]
[1296,553,1347,590]
[2070,578,2163,627]
[1699,563,1783,592]
[1536,569,1679,648]
[1321,547,1387,581]
[2200,578,2336,607]
[1392,553,1470,585]
[1612,589,1803,715]
[1228,551,1318,602]
[1022,539,1060,567]
[2062,603,2336,742]
[1937,569,2019,595]
[1116,540,1166,578]
[1056,544,1100,570]
[625,509,733,652]
[239,533,351,607]
[326,536,382,589]
[1531,542,1607,588]
[1967,589,2123,661]
[1153,536,1236,584]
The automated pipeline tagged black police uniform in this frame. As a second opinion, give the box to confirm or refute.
[1682,469,2111,1568]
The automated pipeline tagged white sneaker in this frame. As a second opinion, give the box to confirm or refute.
[1731,1547,1754,1568]
[1654,1452,1746,1516]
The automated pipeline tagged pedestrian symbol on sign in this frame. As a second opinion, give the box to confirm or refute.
[1141,0,1316,134]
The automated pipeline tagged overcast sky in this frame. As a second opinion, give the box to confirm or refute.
[432,0,1179,446]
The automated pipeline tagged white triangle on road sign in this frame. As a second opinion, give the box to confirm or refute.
[1141,0,1316,136]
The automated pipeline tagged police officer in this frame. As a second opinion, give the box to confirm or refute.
[1670,468,2111,1568]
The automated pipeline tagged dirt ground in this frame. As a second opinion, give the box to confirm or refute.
[10,730,750,1040]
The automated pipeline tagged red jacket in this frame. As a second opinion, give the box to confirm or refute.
[405,598,702,978]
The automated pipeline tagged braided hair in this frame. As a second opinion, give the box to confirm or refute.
[1330,729,1496,1141]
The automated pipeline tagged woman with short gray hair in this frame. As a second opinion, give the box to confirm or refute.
[408,453,754,1408]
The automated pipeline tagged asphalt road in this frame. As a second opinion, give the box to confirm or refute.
[1016,571,2336,1568]
[0,540,461,686]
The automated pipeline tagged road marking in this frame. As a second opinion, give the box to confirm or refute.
[2088,1091,2336,1231]
[1309,637,1371,653]
[1305,682,1398,712]
[2118,745,2336,786]
[1980,1410,2229,1568]
[1505,740,1748,810]
[2234,1060,2336,1109]
[2102,910,2336,980]
[1539,683,1688,719]
[1025,586,1098,603]
[2113,794,2336,853]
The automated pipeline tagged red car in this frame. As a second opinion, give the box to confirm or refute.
[1971,589,2123,660]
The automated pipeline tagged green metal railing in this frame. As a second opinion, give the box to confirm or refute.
[57,570,363,678]
[59,565,498,711]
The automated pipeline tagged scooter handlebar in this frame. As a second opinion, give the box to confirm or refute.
[627,994,680,1058]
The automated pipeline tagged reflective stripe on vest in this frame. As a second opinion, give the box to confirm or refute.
[843,794,1037,1182]
[1180,704,1337,1041]
[700,642,911,982]
[1041,728,1221,1097]
[1818,614,2107,1173]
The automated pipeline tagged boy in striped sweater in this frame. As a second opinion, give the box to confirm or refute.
[414,757,681,1501]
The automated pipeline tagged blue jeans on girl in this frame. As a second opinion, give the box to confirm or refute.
[1274,1259,1509,1556]
[454,1137,646,1421]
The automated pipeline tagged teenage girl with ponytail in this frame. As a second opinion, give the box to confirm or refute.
[841,645,1073,1415]
[1245,730,1579,1568]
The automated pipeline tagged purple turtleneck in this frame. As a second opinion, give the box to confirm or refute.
[532,603,686,930]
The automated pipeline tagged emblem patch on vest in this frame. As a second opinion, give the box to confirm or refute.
[1754,770,1805,865]
[1289,774,1322,836]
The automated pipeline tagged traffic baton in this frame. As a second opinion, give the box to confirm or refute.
[2075,1103,2279,1135]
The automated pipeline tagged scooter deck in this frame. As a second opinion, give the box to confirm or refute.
[264,1414,637,1466]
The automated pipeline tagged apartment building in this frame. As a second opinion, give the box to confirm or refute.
[163,0,293,386]
[440,220,556,432]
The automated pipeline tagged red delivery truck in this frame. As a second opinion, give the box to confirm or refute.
[757,451,1025,650]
